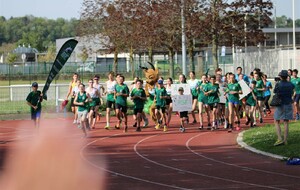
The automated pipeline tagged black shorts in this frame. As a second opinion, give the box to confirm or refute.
[115,103,127,113]
[179,111,188,118]
[209,103,218,110]
[192,95,198,100]
[106,100,115,109]
[155,105,166,113]
[134,108,144,115]
[257,97,265,101]
[166,98,172,105]
[294,94,300,103]
[71,97,75,107]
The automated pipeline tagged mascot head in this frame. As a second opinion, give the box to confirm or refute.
[140,62,159,86]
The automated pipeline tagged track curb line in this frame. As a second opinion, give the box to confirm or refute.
[237,131,287,160]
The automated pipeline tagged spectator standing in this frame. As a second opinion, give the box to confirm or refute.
[273,70,295,146]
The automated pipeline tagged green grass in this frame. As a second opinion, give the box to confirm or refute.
[243,122,300,158]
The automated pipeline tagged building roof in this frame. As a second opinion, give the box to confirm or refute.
[263,27,300,33]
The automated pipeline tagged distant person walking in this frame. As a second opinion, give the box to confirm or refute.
[273,70,295,146]
[26,82,43,128]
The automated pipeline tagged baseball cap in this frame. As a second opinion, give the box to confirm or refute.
[32,82,38,87]
[158,80,164,84]
[278,70,288,77]
[178,87,184,91]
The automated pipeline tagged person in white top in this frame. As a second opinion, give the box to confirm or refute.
[86,78,101,129]
[187,71,199,124]
[104,72,117,129]
[93,75,105,122]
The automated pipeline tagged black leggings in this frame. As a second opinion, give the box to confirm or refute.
[264,95,271,110]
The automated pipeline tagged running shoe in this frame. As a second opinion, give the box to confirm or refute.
[155,124,160,130]
[133,122,137,128]
[296,113,300,120]
[73,120,77,124]
[143,118,149,127]
[179,125,185,132]
[259,118,263,123]
[192,120,197,124]
[136,127,141,132]
[198,125,204,130]
[274,140,284,146]
[104,125,110,130]
[163,125,168,132]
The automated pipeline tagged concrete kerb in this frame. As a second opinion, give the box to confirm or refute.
[237,131,287,160]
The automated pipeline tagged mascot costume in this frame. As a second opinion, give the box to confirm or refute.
[140,62,160,125]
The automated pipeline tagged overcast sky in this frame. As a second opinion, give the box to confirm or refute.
[0,0,299,20]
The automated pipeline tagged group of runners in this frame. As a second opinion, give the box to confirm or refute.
[61,66,300,136]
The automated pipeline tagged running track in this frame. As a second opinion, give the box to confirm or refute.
[0,114,299,190]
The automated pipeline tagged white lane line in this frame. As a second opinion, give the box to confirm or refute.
[186,133,300,179]
[80,133,191,190]
[134,134,287,190]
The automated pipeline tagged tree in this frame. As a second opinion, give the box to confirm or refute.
[198,0,273,70]
[5,53,17,64]
[78,47,89,63]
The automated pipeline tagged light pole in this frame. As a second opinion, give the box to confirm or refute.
[292,0,296,68]
[181,0,187,75]
[274,0,277,49]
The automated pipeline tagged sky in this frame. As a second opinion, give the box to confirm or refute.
[0,0,299,20]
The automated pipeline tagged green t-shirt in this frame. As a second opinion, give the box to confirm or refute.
[291,77,300,94]
[226,82,242,102]
[115,84,129,106]
[246,91,257,106]
[130,88,146,109]
[197,81,208,103]
[155,87,167,107]
[204,83,220,104]
[77,92,88,112]
[26,90,42,112]
[255,79,264,98]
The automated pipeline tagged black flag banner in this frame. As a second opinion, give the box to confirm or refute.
[42,39,78,100]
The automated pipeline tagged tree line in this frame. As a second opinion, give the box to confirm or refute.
[0,15,78,53]
[78,0,299,78]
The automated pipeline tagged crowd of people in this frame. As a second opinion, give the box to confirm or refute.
[26,67,300,144]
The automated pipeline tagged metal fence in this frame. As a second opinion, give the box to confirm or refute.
[0,84,69,115]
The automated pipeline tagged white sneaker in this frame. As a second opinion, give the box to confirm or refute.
[73,120,76,124]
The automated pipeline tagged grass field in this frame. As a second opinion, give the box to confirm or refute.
[243,122,300,158]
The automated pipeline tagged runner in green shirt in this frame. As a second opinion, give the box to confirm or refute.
[291,69,300,120]
[26,82,43,128]
[115,75,129,132]
[245,80,257,128]
[154,79,168,132]
[130,79,147,132]
[254,72,266,124]
[204,75,220,130]
[197,75,211,130]
[74,83,91,137]
[225,74,242,132]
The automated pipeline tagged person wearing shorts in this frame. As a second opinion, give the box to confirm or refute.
[154,79,168,132]
[187,71,199,124]
[178,87,188,132]
[115,75,129,132]
[130,79,147,132]
[245,81,257,128]
[225,74,242,132]
[254,72,266,124]
[74,83,90,137]
[204,75,220,130]
[291,69,300,120]
[273,70,295,146]
[197,75,210,130]
[105,72,117,129]
[165,77,173,127]
[26,82,43,128]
